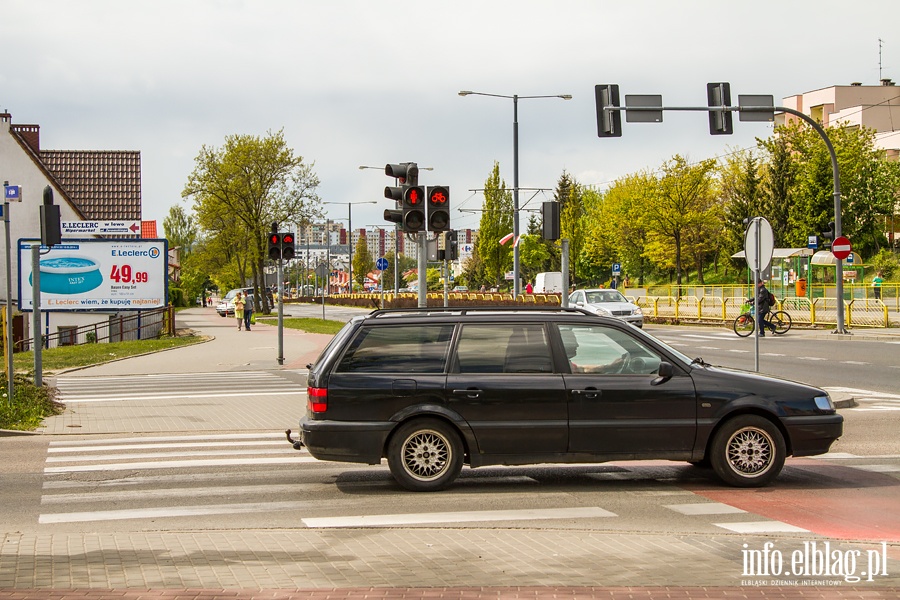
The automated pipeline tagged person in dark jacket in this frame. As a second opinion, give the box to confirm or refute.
[243,292,255,331]
[756,280,775,336]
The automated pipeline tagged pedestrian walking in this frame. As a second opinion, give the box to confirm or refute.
[243,291,254,331]
[873,271,884,300]
[234,291,245,331]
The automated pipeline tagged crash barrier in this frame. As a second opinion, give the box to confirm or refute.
[300,289,893,327]
[16,305,175,351]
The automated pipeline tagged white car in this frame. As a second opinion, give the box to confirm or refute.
[216,287,254,317]
[569,288,643,328]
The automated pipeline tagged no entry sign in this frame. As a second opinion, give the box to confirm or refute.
[832,236,852,260]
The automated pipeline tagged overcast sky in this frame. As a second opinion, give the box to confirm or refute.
[2,0,897,235]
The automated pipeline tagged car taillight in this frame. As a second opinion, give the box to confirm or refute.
[307,386,327,413]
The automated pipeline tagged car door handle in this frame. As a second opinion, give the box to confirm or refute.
[452,388,482,399]
[571,388,601,399]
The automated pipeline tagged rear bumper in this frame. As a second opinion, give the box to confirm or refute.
[783,414,844,457]
[300,416,393,464]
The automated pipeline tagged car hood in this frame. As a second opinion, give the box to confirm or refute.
[690,363,826,404]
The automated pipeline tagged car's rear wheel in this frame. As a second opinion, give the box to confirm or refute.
[710,415,785,487]
[388,418,463,492]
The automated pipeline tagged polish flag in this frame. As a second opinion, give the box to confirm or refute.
[513,235,522,248]
[499,232,515,245]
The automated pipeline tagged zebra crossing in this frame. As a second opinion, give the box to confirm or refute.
[53,370,306,403]
[38,432,815,535]
[826,387,900,411]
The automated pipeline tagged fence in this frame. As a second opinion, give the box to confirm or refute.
[17,306,175,351]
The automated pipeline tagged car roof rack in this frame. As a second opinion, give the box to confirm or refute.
[368,306,591,318]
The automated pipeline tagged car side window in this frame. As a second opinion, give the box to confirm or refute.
[570,291,583,304]
[456,324,553,374]
[558,324,661,375]
[335,325,454,373]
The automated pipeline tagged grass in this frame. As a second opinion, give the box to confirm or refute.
[0,375,64,430]
[12,335,206,374]
[256,316,345,335]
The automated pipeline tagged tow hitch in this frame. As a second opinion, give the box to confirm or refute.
[285,429,303,450]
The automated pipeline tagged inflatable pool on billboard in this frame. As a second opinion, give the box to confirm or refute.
[29,256,104,294]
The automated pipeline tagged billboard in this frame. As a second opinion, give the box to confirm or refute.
[18,239,168,311]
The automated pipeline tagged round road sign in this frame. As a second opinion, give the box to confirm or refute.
[375,257,389,271]
[832,236,852,260]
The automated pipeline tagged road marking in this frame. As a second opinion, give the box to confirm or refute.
[48,440,288,453]
[727,349,750,353]
[44,456,320,474]
[795,356,827,361]
[841,360,870,365]
[665,503,746,516]
[302,506,617,528]
[48,432,288,447]
[46,448,298,462]
[714,521,809,534]
[850,464,900,473]
[39,500,309,524]
[41,483,317,504]
[58,390,304,403]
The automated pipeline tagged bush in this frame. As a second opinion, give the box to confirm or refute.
[0,375,64,430]
[169,287,187,307]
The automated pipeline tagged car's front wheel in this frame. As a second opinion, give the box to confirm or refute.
[387,418,463,492]
[710,415,785,487]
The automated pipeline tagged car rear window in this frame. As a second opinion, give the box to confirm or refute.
[335,324,454,373]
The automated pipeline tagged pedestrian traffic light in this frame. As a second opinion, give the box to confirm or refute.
[707,82,733,135]
[281,232,296,260]
[594,84,622,138]
[40,185,62,247]
[268,231,282,260]
[427,185,450,232]
[403,185,425,233]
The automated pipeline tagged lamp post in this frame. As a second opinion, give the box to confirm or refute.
[324,200,376,294]
[458,91,571,296]
[359,165,434,294]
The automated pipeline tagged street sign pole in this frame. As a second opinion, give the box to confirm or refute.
[3,200,12,405]
[277,258,284,366]
[31,244,42,387]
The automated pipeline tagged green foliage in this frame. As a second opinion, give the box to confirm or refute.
[0,375,64,430]
[469,162,513,289]
[256,317,345,335]
[14,337,204,374]
[870,249,899,279]
[352,235,373,289]
[168,287,186,307]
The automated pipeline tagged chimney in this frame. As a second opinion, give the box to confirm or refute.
[11,123,40,152]
[881,78,895,86]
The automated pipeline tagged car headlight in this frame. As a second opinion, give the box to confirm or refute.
[633,307,643,315]
[814,395,835,411]
[594,307,612,316]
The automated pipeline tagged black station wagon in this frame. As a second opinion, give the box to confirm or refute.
[299,307,843,491]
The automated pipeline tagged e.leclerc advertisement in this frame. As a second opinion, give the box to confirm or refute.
[18,239,168,311]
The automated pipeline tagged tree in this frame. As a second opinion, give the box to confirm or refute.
[163,205,198,258]
[470,162,513,289]
[351,235,373,290]
[644,155,718,286]
[720,149,765,271]
[379,250,417,291]
[183,129,320,312]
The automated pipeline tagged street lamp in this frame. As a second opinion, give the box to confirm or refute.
[359,165,434,294]
[458,90,572,296]
[324,200,377,293]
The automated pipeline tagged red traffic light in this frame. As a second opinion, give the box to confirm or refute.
[269,233,280,245]
[403,186,423,207]
[428,187,448,205]
[282,233,295,244]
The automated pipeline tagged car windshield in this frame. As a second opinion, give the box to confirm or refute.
[585,290,626,304]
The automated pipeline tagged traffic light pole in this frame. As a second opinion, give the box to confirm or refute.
[601,99,847,334]
[417,232,427,308]
[277,257,284,365]
[31,244,42,386]
[3,198,13,405]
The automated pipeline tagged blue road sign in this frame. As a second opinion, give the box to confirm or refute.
[808,235,818,249]
[612,263,621,275]
[376,257,389,271]
[4,185,21,201]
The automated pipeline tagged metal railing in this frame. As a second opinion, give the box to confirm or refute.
[18,306,175,351]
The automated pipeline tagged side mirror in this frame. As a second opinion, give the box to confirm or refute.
[651,361,674,386]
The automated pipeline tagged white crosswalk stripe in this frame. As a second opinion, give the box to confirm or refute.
[54,371,304,403]
[824,386,900,411]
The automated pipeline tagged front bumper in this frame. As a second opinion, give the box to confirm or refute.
[783,414,844,457]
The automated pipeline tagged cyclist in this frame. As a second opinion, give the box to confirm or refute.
[753,280,776,336]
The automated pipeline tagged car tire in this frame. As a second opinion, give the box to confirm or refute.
[710,415,785,487]
[387,418,463,492]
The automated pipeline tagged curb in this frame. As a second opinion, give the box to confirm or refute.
[50,334,213,377]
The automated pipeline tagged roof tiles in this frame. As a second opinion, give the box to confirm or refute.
[40,150,141,221]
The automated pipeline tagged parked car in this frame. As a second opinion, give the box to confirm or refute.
[452,286,469,292]
[569,288,643,328]
[216,287,255,317]
[298,306,842,491]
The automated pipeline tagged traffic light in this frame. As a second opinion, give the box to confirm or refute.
[594,84,622,138]
[281,232,296,260]
[707,82,733,135]
[268,230,282,260]
[40,185,61,247]
[821,221,835,246]
[542,201,560,240]
[402,185,425,232]
[447,230,459,260]
[427,185,450,232]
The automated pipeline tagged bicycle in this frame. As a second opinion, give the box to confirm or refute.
[732,302,792,337]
